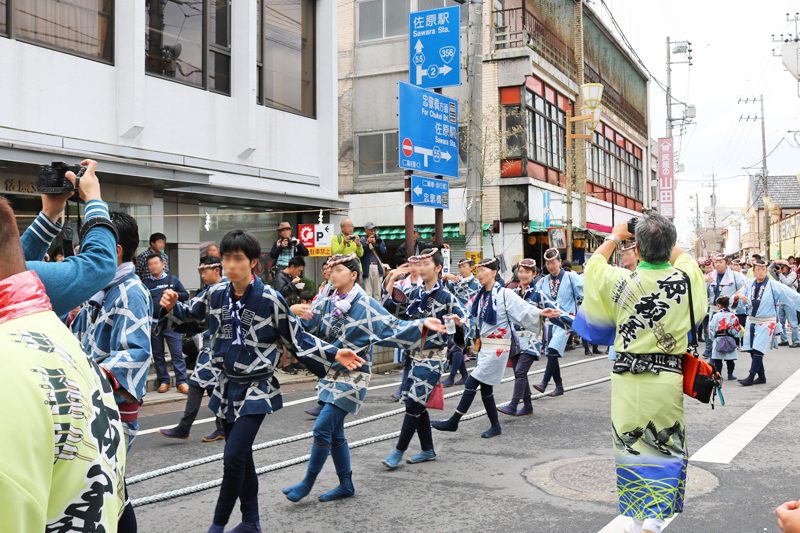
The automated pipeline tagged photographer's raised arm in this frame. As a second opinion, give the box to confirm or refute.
[23,160,117,316]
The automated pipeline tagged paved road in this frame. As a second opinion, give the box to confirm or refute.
[129,347,800,532]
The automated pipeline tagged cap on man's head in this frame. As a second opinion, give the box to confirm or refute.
[365,222,376,230]
[413,226,420,233]
[278,222,292,230]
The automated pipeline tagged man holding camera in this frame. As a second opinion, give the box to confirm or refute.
[269,222,309,273]
[331,219,364,273]
[360,222,387,299]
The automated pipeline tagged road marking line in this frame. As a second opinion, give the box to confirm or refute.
[691,366,800,464]
[598,366,800,532]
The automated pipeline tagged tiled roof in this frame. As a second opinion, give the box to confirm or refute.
[751,174,800,209]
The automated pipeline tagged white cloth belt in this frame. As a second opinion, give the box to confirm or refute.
[480,338,512,349]
[746,315,777,325]
[322,368,371,385]
[516,330,535,338]
[409,347,448,362]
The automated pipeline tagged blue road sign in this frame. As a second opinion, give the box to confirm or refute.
[409,6,460,89]
[398,81,459,178]
[411,174,449,209]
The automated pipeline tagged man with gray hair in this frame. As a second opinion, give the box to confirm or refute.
[574,214,707,533]
[331,219,363,274]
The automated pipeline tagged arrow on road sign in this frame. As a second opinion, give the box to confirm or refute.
[413,185,423,196]
[440,151,452,161]
[414,40,423,53]
[416,63,453,85]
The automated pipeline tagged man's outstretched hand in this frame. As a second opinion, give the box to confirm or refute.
[335,349,366,371]
[160,289,179,312]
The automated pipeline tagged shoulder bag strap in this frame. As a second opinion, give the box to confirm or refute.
[677,268,698,353]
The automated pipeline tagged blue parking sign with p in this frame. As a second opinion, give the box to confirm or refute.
[409,6,461,89]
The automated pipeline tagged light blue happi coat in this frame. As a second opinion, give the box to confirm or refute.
[741,277,800,354]
[706,267,749,318]
[533,269,584,356]
[446,275,481,306]
[708,309,742,360]
[303,285,426,414]
[470,285,545,386]
[513,283,543,358]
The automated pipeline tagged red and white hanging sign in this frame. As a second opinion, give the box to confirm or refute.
[658,137,674,218]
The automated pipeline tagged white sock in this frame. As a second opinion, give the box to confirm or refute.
[642,518,665,533]
[624,519,644,533]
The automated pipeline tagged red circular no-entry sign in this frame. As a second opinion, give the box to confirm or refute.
[402,138,413,157]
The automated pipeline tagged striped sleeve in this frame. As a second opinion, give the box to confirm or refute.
[20,212,63,261]
[83,199,110,220]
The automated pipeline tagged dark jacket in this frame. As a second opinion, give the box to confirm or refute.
[269,238,309,267]
[360,236,387,277]
[274,269,300,305]
[142,274,189,320]
[394,240,433,267]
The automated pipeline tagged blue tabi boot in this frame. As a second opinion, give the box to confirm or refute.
[382,448,404,469]
[229,522,261,533]
[406,450,436,464]
[283,444,329,502]
[319,442,355,501]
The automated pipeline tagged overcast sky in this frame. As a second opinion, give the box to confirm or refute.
[593,0,800,243]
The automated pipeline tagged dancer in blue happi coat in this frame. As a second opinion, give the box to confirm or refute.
[159,230,363,533]
[736,259,800,387]
[731,259,749,347]
[159,255,229,442]
[703,253,749,357]
[532,248,584,397]
[498,258,544,416]
[284,253,446,503]
[387,256,424,400]
[707,295,742,381]
[441,257,482,386]
[381,248,472,468]
[432,257,559,438]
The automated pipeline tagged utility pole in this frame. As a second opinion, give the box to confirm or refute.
[702,170,717,252]
[574,0,587,263]
[465,0,483,257]
[740,95,770,258]
[666,36,672,138]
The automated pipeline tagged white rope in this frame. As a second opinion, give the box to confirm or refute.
[130,369,611,507]
[126,355,608,486]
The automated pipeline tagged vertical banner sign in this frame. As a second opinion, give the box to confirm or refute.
[658,138,675,218]
[441,247,451,274]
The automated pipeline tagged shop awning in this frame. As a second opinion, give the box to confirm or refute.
[356,224,462,240]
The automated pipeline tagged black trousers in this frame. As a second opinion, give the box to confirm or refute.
[176,384,224,435]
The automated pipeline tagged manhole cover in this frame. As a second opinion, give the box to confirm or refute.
[551,458,617,495]
[524,455,717,504]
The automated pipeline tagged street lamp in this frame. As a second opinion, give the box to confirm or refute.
[565,83,604,261]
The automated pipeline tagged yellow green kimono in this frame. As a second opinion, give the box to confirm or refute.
[575,253,706,520]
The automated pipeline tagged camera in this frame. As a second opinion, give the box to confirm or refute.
[38,161,85,198]
[627,217,638,235]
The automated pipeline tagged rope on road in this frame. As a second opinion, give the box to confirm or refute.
[127,355,609,485]
[130,373,611,507]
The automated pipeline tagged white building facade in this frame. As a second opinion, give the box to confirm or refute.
[0,0,343,288]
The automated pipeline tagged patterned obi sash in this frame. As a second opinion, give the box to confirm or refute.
[612,352,683,376]
[406,347,448,362]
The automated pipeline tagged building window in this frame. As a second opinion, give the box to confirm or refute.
[522,89,566,172]
[146,0,231,95]
[8,0,113,62]
[358,131,399,176]
[358,0,409,41]
[589,131,643,202]
[258,0,316,117]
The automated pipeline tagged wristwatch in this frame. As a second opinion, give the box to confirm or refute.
[604,236,621,247]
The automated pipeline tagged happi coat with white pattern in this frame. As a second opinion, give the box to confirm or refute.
[390,281,472,405]
[163,276,340,422]
[302,285,426,415]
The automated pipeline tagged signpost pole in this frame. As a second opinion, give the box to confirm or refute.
[404,169,415,261]
[434,87,444,249]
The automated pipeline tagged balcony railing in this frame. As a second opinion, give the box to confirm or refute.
[492,7,647,137]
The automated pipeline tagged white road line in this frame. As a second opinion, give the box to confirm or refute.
[598,366,800,532]
[691,365,800,464]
